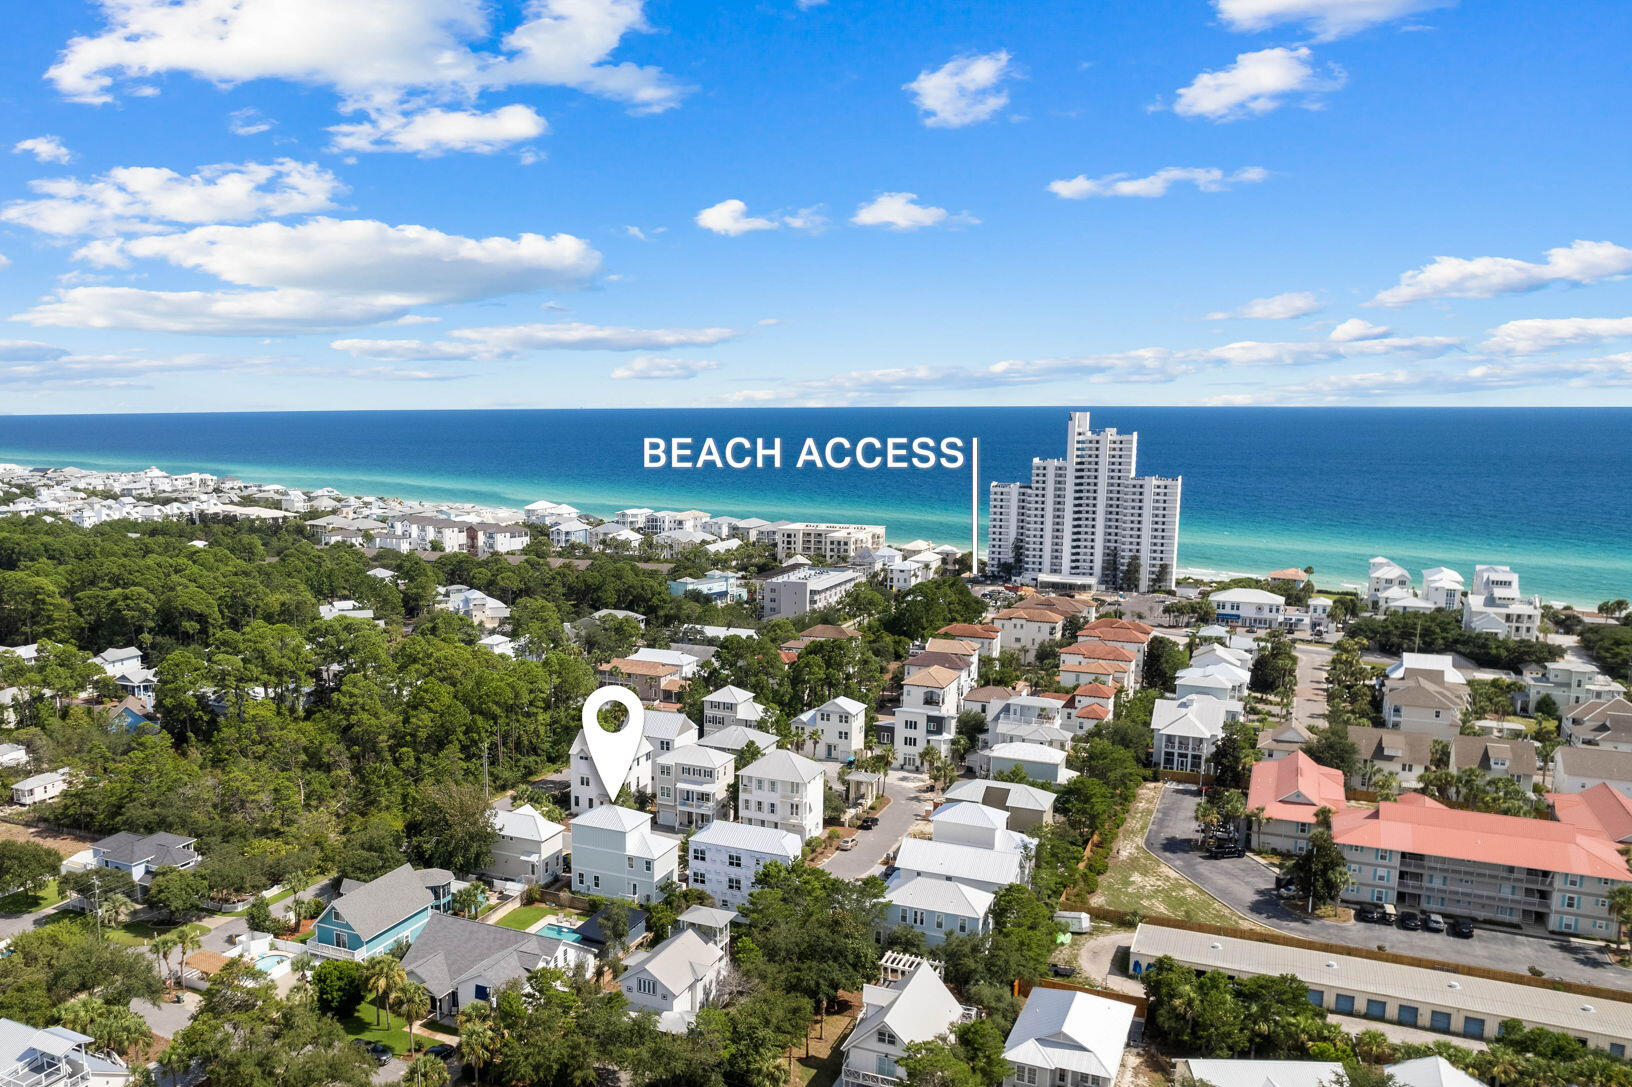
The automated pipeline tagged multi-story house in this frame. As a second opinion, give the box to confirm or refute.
[619,929,728,1033]
[667,571,746,603]
[737,749,827,841]
[570,805,678,905]
[0,1017,129,1087]
[794,696,867,763]
[1550,749,1632,798]
[1421,567,1465,610]
[992,605,1069,663]
[686,820,801,910]
[1246,752,1350,854]
[1209,588,1287,630]
[1367,557,1412,608]
[595,657,682,704]
[936,623,1003,658]
[988,411,1181,591]
[1560,696,1632,750]
[1462,564,1541,639]
[486,804,565,885]
[1058,641,1136,689]
[841,960,971,1087]
[88,831,201,901]
[1342,728,1539,792]
[1381,674,1467,739]
[1151,694,1244,775]
[943,778,1056,830]
[312,864,454,959]
[568,720,655,813]
[1520,660,1624,714]
[893,669,961,770]
[641,708,699,754]
[654,744,735,830]
[1000,985,1133,1087]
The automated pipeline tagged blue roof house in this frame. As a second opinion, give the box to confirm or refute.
[312,864,454,958]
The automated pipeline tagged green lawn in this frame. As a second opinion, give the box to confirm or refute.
[342,1007,435,1056]
[496,904,553,931]
[0,879,63,914]
[1090,784,1260,928]
[106,919,209,947]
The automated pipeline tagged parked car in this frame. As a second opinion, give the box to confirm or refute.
[352,1041,392,1066]
[1450,917,1475,939]
[1381,903,1397,925]
[1398,910,1423,930]
[858,816,880,830]
[1208,845,1246,859]
[1423,912,1447,933]
[1354,904,1381,923]
[838,836,858,851]
[1048,963,1077,978]
[425,1044,456,1060]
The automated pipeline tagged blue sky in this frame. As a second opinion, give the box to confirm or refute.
[1,0,1630,412]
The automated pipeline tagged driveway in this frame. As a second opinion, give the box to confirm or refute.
[1146,783,1627,985]
[0,900,72,941]
[821,769,930,880]
[1292,642,1333,726]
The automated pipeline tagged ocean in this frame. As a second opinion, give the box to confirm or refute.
[0,406,1627,606]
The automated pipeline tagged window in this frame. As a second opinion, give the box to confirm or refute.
[693,872,706,885]
[728,877,742,892]
[876,1028,898,1046]
[876,1057,897,1078]
[693,849,707,863]
[728,853,743,868]
[637,977,656,996]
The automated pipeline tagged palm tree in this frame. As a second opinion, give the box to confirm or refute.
[406,1052,451,1087]
[98,893,135,933]
[456,1002,498,1085]
[175,927,203,980]
[89,1006,151,1059]
[58,996,101,1036]
[150,933,178,986]
[396,980,431,1053]
[364,954,407,1029]
[291,950,316,983]
[1609,884,1632,953]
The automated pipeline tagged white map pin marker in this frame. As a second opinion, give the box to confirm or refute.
[582,685,646,799]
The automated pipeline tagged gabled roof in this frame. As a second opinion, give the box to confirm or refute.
[689,819,800,861]
[1553,745,1632,786]
[930,800,1009,830]
[402,911,570,997]
[894,837,1026,886]
[93,830,198,868]
[847,960,966,1052]
[621,928,724,994]
[325,864,438,941]
[742,747,825,783]
[1386,1057,1485,1087]
[1002,986,1133,1079]
[1549,783,1632,844]
[904,665,963,689]
[938,623,1000,639]
[1246,752,1347,822]
[572,804,651,833]
[885,874,995,919]
[944,777,1056,814]
[1059,641,1135,662]
[706,684,758,704]
[494,804,564,843]
[1181,1060,1340,1087]
[699,724,779,753]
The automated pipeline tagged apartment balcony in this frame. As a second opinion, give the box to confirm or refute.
[842,1069,901,1087]
[1,1056,91,1087]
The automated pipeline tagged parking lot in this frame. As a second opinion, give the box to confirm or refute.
[1146,783,1629,985]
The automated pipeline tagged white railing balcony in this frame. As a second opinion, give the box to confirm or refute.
[0,1056,90,1087]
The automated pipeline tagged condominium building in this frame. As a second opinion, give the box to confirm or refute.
[988,411,1180,591]
[772,522,886,563]
[759,566,863,620]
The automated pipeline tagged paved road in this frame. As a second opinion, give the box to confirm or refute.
[821,769,931,880]
[1292,642,1332,727]
[0,899,71,941]
[1145,782,1629,985]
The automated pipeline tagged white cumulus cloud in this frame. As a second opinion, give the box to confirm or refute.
[695,199,780,236]
[228,108,276,135]
[47,0,689,123]
[13,136,73,164]
[609,356,720,379]
[1173,47,1345,121]
[904,51,1013,128]
[1370,239,1632,306]
[1,159,345,236]
[329,104,548,155]
[1328,317,1392,341]
[1214,0,1455,39]
[1049,166,1268,199]
[16,217,601,334]
[852,192,973,231]
[1206,291,1322,320]
[1481,316,1632,356]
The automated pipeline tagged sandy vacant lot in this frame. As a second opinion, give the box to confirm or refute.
[0,818,95,857]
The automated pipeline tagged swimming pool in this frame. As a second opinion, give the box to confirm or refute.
[537,924,583,942]
[253,952,291,973]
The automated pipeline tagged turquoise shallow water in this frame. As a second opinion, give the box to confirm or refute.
[0,406,1627,606]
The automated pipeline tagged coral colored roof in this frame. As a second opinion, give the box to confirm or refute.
[1073,683,1118,699]
[1331,801,1632,882]
[1083,617,1153,637]
[1393,792,1446,807]
[1549,783,1632,844]
[1060,641,1136,662]
[1035,691,1072,704]
[1060,659,1128,676]
[602,658,679,676]
[1268,568,1310,581]
[996,607,1067,623]
[1246,752,1348,823]
[904,665,962,689]
[1075,703,1111,720]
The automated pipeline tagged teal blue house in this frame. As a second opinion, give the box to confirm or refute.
[312,864,455,957]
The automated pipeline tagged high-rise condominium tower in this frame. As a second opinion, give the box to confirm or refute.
[988,411,1180,591]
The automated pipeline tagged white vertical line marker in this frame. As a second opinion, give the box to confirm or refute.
[971,435,980,576]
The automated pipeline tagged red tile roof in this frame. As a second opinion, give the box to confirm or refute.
[1332,801,1632,882]
[1247,752,1348,824]
[1060,641,1136,662]
[1075,703,1111,720]
[1083,617,1154,637]
[1072,682,1119,699]
[938,623,1000,639]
